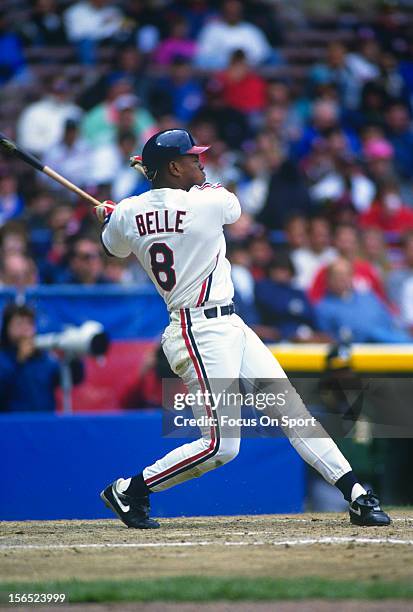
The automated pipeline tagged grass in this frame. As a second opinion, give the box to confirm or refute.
[1,576,413,603]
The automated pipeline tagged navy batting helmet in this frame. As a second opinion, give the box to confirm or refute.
[130,129,210,180]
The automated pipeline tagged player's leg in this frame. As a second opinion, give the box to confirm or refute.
[239,319,390,526]
[141,312,243,492]
[101,312,244,527]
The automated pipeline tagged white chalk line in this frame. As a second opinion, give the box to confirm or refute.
[183,517,413,525]
[1,536,413,551]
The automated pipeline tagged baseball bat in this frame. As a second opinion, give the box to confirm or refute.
[0,132,102,207]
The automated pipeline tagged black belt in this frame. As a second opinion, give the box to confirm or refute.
[204,303,235,319]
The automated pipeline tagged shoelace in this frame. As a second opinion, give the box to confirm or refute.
[362,490,380,507]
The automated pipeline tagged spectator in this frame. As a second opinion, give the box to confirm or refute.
[153,16,197,66]
[244,0,283,50]
[0,253,38,290]
[0,9,27,84]
[215,49,267,119]
[90,130,149,201]
[199,137,240,187]
[363,136,395,185]
[23,191,56,262]
[0,303,84,412]
[175,0,217,39]
[236,152,270,216]
[254,131,281,171]
[270,79,311,131]
[227,206,255,240]
[384,101,413,181]
[263,102,302,150]
[16,76,82,157]
[283,214,308,251]
[127,2,163,54]
[107,47,153,106]
[255,252,324,342]
[310,42,357,109]
[81,82,155,147]
[256,151,312,231]
[228,242,281,340]
[228,243,255,315]
[315,258,410,343]
[22,0,67,47]
[57,236,110,285]
[379,51,406,101]
[194,78,251,149]
[149,55,203,123]
[291,98,359,161]
[0,174,24,227]
[301,134,335,189]
[309,224,388,304]
[0,221,29,258]
[195,0,273,69]
[352,81,388,131]
[103,255,133,284]
[346,38,381,102]
[310,153,376,215]
[397,275,413,332]
[291,216,337,290]
[361,227,391,281]
[39,204,80,283]
[374,4,409,56]
[387,231,413,319]
[308,130,375,215]
[64,0,125,64]
[42,119,91,194]
[247,234,274,281]
[359,178,413,234]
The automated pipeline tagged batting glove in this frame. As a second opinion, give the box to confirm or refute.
[95,200,116,224]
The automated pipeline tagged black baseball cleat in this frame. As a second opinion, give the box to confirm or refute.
[349,490,391,526]
[100,479,160,529]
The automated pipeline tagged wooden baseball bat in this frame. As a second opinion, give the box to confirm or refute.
[0,132,102,207]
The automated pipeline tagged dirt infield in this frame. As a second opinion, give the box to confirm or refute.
[1,511,412,584]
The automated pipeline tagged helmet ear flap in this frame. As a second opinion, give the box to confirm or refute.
[130,155,157,181]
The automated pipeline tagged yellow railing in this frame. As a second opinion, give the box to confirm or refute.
[269,343,413,373]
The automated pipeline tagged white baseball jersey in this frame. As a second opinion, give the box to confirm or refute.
[102,183,241,311]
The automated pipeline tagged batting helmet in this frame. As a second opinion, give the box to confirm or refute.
[130,129,210,180]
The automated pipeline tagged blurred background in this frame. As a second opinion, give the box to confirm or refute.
[1,0,413,518]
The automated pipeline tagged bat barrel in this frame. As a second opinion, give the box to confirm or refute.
[0,132,44,171]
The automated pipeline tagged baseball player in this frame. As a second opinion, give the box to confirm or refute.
[97,129,390,529]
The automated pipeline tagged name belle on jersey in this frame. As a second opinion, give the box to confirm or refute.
[135,210,187,236]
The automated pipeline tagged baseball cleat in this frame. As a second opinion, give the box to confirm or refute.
[349,490,391,526]
[100,479,160,529]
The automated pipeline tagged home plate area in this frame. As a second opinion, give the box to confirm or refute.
[1,512,413,586]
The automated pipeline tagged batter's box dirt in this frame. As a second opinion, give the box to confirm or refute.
[0,512,412,584]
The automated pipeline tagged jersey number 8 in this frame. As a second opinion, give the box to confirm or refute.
[149,243,176,291]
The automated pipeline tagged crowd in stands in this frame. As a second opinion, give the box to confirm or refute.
[2,0,413,345]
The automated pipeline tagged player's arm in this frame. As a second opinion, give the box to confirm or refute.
[95,200,117,257]
[95,200,131,258]
[222,189,241,225]
[191,184,241,226]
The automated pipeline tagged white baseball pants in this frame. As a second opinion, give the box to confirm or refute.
[143,309,351,492]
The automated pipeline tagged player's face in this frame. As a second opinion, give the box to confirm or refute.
[175,154,206,189]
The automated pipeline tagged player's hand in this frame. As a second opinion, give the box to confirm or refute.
[95,200,117,224]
